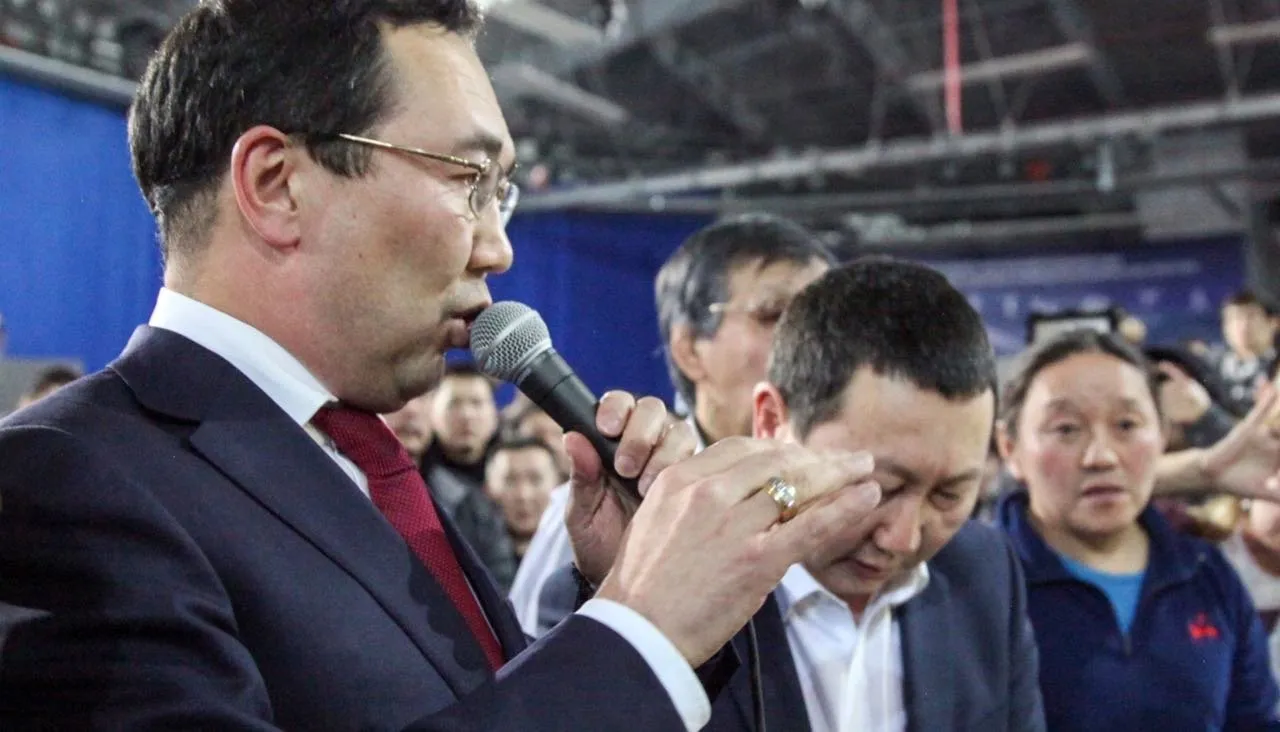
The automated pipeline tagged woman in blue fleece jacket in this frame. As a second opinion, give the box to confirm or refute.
[995,329,1280,732]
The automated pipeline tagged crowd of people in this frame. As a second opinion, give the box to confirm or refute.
[8,1,1280,730]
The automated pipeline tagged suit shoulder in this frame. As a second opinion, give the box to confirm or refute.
[1,368,136,432]
[930,521,1016,584]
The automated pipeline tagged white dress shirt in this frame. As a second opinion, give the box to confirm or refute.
[776,562,930,732]
[148,288,710,731]
[508,415,707,637]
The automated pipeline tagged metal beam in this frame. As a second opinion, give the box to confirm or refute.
[1044,0,1125,106]
[520,158,1280,216]
[484,2,605,48]
[874,212,1142,246]
[827,0,944,132]
[906,42,1093,92]
[491,63,630,126]
[1209,19,1280,46]
[648,35,768,141]
[521,92,1280,207]
[0,43,136,108]
[507,0,754,78]
[1207,0,1243,95]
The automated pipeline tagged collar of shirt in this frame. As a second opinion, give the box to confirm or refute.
[685,414,707,453]
[777,561,930,622]
[148,287,336,426]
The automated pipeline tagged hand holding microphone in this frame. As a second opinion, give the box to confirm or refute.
[472,302,881,666]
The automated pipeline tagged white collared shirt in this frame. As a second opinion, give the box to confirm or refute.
[147,288,711,731]
[776,562,931,732]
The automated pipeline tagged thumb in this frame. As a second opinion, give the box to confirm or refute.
[564,432,605,519]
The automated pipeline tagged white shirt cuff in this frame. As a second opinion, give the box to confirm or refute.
[576,598,712,731]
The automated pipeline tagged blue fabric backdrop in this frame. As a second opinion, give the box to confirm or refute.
[0,72,708,401]
[491,212,710,403]
[0,75,161,371]
[0,72,1248,404]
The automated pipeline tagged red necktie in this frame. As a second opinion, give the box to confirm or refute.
[311,405,505,670]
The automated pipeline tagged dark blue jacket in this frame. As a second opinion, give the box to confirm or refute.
[998,490,1280,732]
[0,327,704,731]
[704,521,1046,732]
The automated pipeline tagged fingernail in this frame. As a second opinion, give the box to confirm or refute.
[599,412,623,435]
[856,481,881,505]
[616,455,638,477]
[849,452,874,473]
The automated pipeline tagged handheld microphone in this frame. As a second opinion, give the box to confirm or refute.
[470,302,641,509]
[473,302,768,731]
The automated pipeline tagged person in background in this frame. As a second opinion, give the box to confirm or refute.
[1213,291,1278,416]
[503,400,569,479]
[14,364,83,410]
[421,362,515,587]
[702,258,1044,732]
[382,390,434,460]
[1213,498,1280,683]
[485,437,561,585]
[422,362,499,505]
[1112,307,1147,347]
[996,330,1280,731]
[508,213,835,636]
[972,435,1007,523]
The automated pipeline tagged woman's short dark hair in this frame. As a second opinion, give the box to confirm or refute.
[1000,329,1160,441]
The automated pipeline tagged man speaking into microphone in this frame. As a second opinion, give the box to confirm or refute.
[0,2,881,730]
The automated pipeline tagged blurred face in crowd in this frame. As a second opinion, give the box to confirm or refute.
[514,408,569,477]
[684,257,829,441]
[431,374,498,464]
[1001,352,1165,543]
[382,392,434,460]
[486,445,559,539]
[1223,303,1274,358]
[219,27,514,412]
[755,368,993,610]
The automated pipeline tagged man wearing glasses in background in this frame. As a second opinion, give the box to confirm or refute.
[510,213,836,636]
[0,1,885,730]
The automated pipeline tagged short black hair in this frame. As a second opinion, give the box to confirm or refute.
[23,365,82,399]
[1223,290,1266,311]
[442,361,496,391]
[769,257,996,438]
[655,214,835,408]
[487,436,557,468]
[1000,329,1160,441]
[129,0,482,261]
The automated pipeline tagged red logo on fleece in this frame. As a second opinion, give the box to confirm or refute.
[1189,613,1220,642]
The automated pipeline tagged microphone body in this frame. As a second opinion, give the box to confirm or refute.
[471,302,641,507]
[516,348,622,473]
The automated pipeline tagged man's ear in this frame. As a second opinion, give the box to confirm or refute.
[994,420,1024,482]
[753,382,791,440]
[228,125,304,251]
[669,323,708,387]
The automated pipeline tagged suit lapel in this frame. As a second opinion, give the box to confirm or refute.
[730,593,812,730]
[899,571,955,732]
[439,505,528,657]
[115,327,494,698]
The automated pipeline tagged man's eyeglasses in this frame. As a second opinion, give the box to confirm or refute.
[331,133,519,226]
[708,295,795,327]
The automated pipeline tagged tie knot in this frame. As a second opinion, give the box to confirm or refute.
[311,404,415,480]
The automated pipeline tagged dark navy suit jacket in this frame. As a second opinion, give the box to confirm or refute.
[0,327,692,730]
[704,521,1047,732]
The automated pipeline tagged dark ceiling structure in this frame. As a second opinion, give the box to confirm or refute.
[5,0,1280,246]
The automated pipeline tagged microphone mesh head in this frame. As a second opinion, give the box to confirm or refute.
[469,301,553,381]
